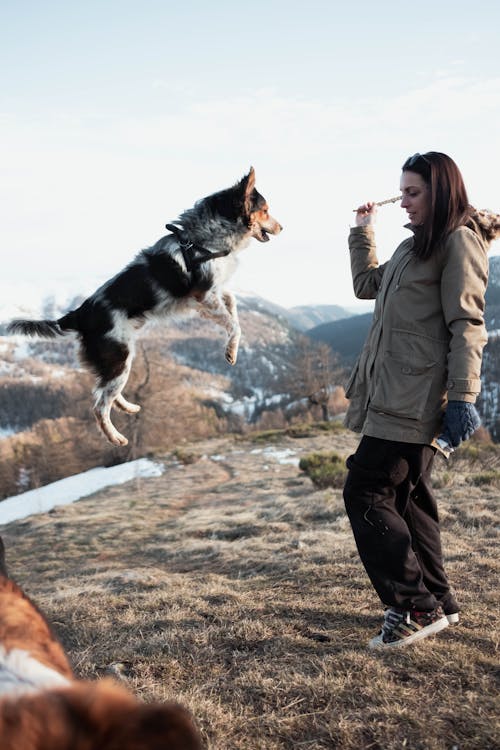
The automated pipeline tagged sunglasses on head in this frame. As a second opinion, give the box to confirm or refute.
[407,152,430,167]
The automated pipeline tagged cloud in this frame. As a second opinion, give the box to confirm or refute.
[0,73,498,308]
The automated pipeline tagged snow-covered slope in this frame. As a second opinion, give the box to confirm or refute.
[0,458,163,525]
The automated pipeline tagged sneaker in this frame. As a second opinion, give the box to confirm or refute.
[369,607,449,649]
[438,595,460,625]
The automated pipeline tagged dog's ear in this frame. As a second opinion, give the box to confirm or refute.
[237,167,256,217]
[244,166,256,192]
[205,168,257,223]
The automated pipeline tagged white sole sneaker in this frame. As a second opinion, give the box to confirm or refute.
[369,615,449,649]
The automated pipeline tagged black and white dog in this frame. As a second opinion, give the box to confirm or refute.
[8,168,282,446]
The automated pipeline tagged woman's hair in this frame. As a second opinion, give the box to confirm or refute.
[401,152,471,260]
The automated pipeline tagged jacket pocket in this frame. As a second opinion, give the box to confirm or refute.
[369,356,436,420]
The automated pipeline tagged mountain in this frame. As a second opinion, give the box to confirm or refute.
[282,304,351,331]
[5,268,500,442]
[478,255,500,438]
[0,291,346,442]
[307,312,373,365]
[233,294,351,331]
[0,292,355,415]
[308,255,500,355]
[484,255,500,330]
[0,292,350,336]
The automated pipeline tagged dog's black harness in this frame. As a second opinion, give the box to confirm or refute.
[165,223,231,272]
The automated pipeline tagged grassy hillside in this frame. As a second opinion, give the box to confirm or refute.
[1,425,499,749]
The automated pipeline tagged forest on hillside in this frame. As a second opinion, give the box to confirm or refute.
[0,325,347,499]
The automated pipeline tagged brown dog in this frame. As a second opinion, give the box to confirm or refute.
[0,537,203,750]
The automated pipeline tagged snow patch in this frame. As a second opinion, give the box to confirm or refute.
[250,446,300,467]
[0,458,164,526]
[0,427,17,440]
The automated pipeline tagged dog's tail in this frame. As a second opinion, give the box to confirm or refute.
[7,318,67,338]
[7,309,80,338]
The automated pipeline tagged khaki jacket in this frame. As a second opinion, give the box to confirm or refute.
[344,217,491,446]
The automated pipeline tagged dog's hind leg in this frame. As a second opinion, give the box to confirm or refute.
[82,336,133,446]
[94,372,131,446]
[198,290,241,365]
[114,393,141,414]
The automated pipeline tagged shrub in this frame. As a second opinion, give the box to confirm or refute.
[314,420,345,433]
[246,428,287,444]
[299,451,347,489]
[467,471,500,487]
[286,420,345,438]
[247,420,346,444]
[173,448,200,465]
[287,423,316,438]
[450,439,500,472]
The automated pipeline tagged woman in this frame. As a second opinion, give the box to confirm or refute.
[343,151,500,649]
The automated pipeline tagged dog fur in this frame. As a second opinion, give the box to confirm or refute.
[8,168,282,446]
[0,536,203,750]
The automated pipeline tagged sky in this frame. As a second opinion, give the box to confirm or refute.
[1,0,499,314]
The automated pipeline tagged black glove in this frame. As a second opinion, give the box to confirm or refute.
[440,401,481,448]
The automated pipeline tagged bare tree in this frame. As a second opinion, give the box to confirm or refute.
[282,337,342,422]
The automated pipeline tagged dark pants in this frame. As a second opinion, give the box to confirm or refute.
[343,436,453,612]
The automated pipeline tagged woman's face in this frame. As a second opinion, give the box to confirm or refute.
[400,170,430,226]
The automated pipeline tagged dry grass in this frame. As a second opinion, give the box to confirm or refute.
[1,427,499,749]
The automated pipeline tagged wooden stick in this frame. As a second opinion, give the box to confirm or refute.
[352,195,401,212]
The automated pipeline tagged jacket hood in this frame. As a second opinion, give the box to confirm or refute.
[467,208,500,244]
[405,209,500,244]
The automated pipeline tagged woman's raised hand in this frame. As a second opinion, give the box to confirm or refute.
[355,201,377,226]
